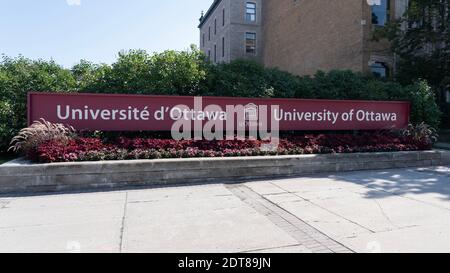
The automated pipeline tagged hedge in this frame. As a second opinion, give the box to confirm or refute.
[0,47,442,153]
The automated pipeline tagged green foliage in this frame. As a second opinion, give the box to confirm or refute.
[72,45,210,95]
[0,55,77,153]
[313,73,441,128]
[374,0,450,86]
[310,70,367,99]
[402,122,438,146]
[0,100,15,153]
[212,66,440,128]
[72,60,112,92]
[0,49,443,152]
[265,68,313,99]
[397,80,442,128]
[372,0,449,127]
[148,47,210,96]
[208,60,273,98]
[206,60,315,99]
[109,49,152,93]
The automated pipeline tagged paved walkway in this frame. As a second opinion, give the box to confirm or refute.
[0,165,449,253]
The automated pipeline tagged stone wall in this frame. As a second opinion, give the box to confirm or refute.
[1,150,448,195]
[199,0,263,63]
[200,0,410,75]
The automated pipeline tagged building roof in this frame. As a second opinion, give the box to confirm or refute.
[198,0,222,28]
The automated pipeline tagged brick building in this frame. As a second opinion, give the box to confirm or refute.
[199,0,410,78]
[198,0,263,64]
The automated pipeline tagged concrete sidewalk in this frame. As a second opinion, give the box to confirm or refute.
[0,165,449,253]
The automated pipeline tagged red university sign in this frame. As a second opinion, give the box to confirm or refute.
[28,92,410,131]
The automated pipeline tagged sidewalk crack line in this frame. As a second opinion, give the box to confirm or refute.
[119,192,128,253]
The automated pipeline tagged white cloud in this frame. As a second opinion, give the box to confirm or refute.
[66,0,81,6]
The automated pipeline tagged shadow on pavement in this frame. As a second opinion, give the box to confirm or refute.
[330,166,450,200]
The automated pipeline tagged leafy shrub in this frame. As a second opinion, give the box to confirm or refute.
[395,81,442,129]
[310,70,367,100]
[9,119,75,160]
[207,64,441,127]
[75,46,210,96]
[0,101,15,153]
[0,52,443,153]
[401,123,438,148]
[266,68,315,99]
[208,60,274,98]
[149,48,210,96]
[298,72,441,128]
[0,55,77,153]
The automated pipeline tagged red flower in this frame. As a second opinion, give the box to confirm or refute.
[33,133,431,163]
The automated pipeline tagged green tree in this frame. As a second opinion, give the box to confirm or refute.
[0,55,77,153]
[71,60,112,92]
[108,49,152,93]
[311,70,367,100]
[73,45,210,95]
[265,68,314,99]
[0,100,14,152]
[0,51,443,153]
[209,60,274,98]
[148,45,210,96]
[376,0,450,87]
[373,0,449,126]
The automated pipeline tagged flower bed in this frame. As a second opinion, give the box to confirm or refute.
[32,133,432,163]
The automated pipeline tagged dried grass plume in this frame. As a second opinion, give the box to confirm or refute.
[9,119,75,155]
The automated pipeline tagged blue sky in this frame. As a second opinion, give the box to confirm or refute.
[0,0,212,67]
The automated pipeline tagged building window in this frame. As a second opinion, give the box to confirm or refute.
[202,33,205,47]
[370,62,389,78]
[223,9,225,26]
[214,45,217,63]
[246,2,256,22]
[222,37,225,57]
[371,0,390,26]
[208,50,211,61]
[245,32,256,54]
[208,26,211,41]
[214,19,217,35]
